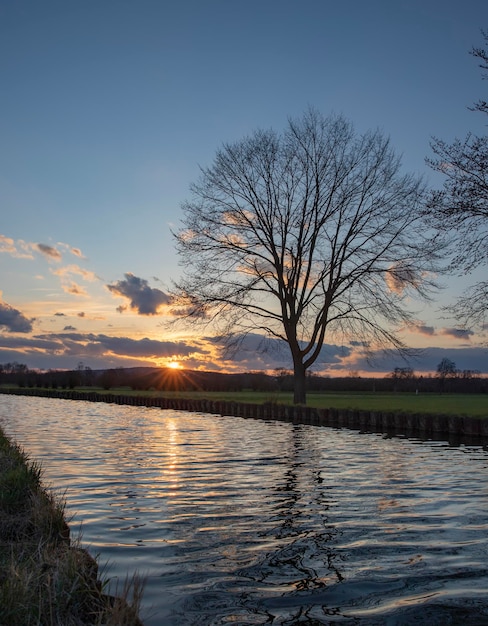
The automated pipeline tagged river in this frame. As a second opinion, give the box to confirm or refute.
[1,394,487,625]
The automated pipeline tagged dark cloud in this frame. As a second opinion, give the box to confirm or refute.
[54,312,66,317]
[207,333,352,371]
[0,326,486,376]
[0,332,205,370]
[0,335,64,351]
[0,302,33,333]
[37,243,62,261]
[328,345,488,376]
[97,334,197,358]
[413,324,436,336]
[63,325,76,331]
[46,332,199,359]
[107,273,171,315]
[440,327,475,340]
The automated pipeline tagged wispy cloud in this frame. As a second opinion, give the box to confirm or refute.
[107,273,171,315]
[57,243,85,259]
[0,234,34,259]
[51,264,98,282]
[49,264,99,298]
[0,234,87,264]
[62,282,88,296]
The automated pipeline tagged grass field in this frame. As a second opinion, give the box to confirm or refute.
[74,387,488,418]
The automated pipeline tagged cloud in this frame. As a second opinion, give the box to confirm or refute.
[49,265,99,297]
[63,325,76,331]
[385,263,420,294]
[206,333,352,372]
[411,323,436,336]
[46,332,197,360]
[0,331,207,370]
[107,273,171,315]
[58,243,85,259]
[51,264,98,282]
[62,282,88,296]
[325,345,488,376]
[0,235,88,263]
[95,335,198,358]
[440,327,474,340]
[0,301,34,333]
[0,235,18,256]
[0,234,34,259]
[37,243,62,261]
[0,325,486,376]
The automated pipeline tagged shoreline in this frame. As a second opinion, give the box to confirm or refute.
[0,425,144,625]
[2,386,487,442]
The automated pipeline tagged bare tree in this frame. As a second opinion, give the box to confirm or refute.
[173,110,442,404]
[426,30,488,329]
[436,358,458,379]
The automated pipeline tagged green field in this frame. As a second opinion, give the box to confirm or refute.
[75,388,488,418]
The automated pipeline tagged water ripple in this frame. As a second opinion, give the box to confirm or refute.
[1,395,488,625]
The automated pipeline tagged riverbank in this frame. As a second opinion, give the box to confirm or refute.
[1,387,487,440]
[0,426,144,626]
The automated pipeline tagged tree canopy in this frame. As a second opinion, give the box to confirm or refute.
[173,109,442,403]
[426,30,488,330]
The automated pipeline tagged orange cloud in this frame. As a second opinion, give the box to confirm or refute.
[51,264,98,282]
[62,282,88,296]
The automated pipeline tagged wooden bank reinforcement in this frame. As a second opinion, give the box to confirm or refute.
[2,387,487,441]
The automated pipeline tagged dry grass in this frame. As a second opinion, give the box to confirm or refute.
[0,429,144,626]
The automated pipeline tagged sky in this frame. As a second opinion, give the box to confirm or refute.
[1,0,487,377]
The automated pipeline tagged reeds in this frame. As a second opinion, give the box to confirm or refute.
[0,429,144,625]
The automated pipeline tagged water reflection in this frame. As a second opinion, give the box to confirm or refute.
[1,395,488,625]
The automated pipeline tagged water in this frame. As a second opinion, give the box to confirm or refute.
[1,394,488,625]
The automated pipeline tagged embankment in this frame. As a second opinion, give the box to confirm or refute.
[0,424,144,626]
[1,387,487,441]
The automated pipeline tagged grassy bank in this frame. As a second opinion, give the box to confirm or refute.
[67,387,488,418]
[0,427,144,626]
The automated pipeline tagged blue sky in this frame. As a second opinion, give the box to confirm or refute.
[1,0,487,375]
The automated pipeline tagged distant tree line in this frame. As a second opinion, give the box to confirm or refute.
[0,361,95,390]
[0,362,486,395]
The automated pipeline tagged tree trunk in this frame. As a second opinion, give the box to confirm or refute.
[293,361,307,405]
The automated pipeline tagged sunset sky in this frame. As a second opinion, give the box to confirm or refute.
[1,0,487,377]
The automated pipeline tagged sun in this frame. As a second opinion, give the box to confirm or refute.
[168,361,182,370]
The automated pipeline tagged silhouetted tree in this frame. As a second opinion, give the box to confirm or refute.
[436,358,458,379]
[173,109,443,404]
[390,366,415,379]
[426,30,488,329]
